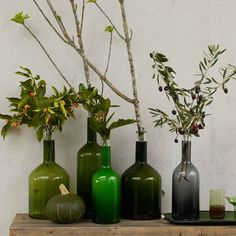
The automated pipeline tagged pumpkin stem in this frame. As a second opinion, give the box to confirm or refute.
[59,184,70,195]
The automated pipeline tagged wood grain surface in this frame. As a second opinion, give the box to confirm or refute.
[9,213,236,236]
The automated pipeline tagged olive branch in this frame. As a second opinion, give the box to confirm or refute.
[149,44,236,142]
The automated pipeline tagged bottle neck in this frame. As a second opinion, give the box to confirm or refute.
[101,145,111,168]
[181,140,191,163]
[87,118,97,143]
[135,141,147,164]
[43,140,55,163]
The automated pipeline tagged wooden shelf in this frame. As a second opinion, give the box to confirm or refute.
[9,213,236,236]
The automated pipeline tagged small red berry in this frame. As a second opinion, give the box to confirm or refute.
[12,121,19,128]
[198,124,204,129]
[191,123,199,134]
[73,103,79,108]
[29,91,36,97]
[191,93,196,100]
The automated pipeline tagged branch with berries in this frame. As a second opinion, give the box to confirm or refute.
[149,45,236,142]
[0,67,79,141]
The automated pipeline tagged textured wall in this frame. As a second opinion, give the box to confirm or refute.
[1,0,236,235]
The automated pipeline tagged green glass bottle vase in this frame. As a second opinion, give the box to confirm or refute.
[29,140,69,219]
[92,143,120,224]
[121,132,162,219]
[77,118,101,217]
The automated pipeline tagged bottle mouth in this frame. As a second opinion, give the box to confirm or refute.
[136,130,147,142]
[102,139,110,147]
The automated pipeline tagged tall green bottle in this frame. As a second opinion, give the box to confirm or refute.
[77,118,101,217]
[92,143,120,224]
[29,140,69,219]
[121,132,162,219]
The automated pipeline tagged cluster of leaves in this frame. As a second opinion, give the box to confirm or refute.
[78,84,136,144]
[11,11,29,24]
[0,67,79,141]
[149,44,236,142]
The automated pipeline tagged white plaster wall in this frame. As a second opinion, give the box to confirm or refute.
[1,0,236,234]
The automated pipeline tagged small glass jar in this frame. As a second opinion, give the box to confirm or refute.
[209,189,225,219]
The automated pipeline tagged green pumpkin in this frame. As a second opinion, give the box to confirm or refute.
[46,184,85,223]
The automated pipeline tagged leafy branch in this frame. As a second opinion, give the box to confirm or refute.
[149,44,236,142]
[0,67,79,141]
[78,84,136,144]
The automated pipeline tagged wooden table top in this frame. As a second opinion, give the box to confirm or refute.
[9,213,236,236]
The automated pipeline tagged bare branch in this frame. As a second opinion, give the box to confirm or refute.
[80,0,86,33]
[95,2,126,42]
[102,30,114,96]
[118,0,144,137]
[83,53,134,103]
[104,31,113,76]
[44,0,134,103]
[46,0,69,39]
[69,0,90,86]
[23,23,73,89]
[32,0,68,44]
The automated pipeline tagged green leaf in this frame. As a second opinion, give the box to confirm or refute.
[36,127,44,142]
[154,53,168,63]
[211,58,218,67]
[18,95,29,109]
[20,79,33,90]
[211,77,218,84]
[16,71,30,78]
[19,66,32,75]
[37,85,46,98]
[109,119,136,130]
[106,112,115,125]
[54,101,59,108]
[34,75,40,80]
[59,103,67,117]
[0,114,12,120]
[11,11,30,24]
[7,97,20,103]
[1,122,11,139]
[105,25,114,33]
[47,108,55,114]
[87,0,96,3]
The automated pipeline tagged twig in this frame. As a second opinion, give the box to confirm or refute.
[23,24,73,89]
[104,31,113,76]
[32,0,68,44]
[44,0,134,103]
[95,2,126,42]
[46,0,69,38]
[81,0,86,33]
[118,0,144,137]
[101,31,113,95]
[70,0,90,86]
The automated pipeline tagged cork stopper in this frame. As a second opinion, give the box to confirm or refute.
[59,184,70,195]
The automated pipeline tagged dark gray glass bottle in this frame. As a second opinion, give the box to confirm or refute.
[172,140,199,220]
